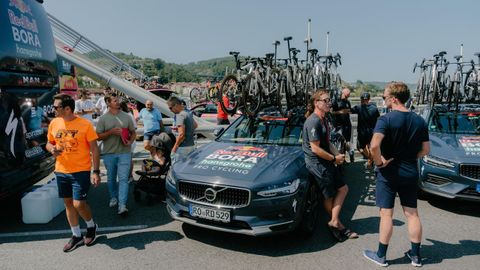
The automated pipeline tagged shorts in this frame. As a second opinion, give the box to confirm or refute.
[306,162,346,199]
[55,171,91,201]
[341,124,352,142]
[144,130,161,141]
[375,171,418,209]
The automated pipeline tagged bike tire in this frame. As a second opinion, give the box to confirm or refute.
[189,88,201,104]
[277,75,290,117]
[242,74,262,117]
[219,75,242,115]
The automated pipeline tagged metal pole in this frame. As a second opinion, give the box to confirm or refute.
[306,19,311,64]
[460,43,464,60]
[326,31,330,55]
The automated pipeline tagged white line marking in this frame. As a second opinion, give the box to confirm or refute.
[0,225,148,238]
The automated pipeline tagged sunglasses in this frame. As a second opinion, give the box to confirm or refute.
[53,105,63,110]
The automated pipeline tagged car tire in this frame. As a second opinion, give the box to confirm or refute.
[295,180,320,238]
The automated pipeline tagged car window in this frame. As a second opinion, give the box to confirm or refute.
[218,116,302,146]
[429,111,480,134]
[205,104,217,114]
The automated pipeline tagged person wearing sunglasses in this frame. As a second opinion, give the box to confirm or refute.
[46,94,101,252]
[363,82,430,267]
[302,89,358,242]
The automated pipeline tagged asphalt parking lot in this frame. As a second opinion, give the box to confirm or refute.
[1,154,479,270]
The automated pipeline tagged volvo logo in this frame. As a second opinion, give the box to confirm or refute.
[204,188,217,202]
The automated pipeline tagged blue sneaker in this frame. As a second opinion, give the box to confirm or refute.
[363,250,388,267]
[405,250,422,267]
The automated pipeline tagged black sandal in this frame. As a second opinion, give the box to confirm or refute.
[328,225,347,242]
[340,228,359,239]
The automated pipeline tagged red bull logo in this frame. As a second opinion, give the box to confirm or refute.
[228,146,266,152]
[215,146,268,158]
[9,0,32,15]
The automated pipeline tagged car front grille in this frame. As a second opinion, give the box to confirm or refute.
[459,187,480,197]
[178,181,250,208]
[425,174,451,185]
[460,165,480,180]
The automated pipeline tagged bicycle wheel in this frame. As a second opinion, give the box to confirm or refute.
[190,88,201,104]
[219,75,242,115]
[243,74,262,117]
[277,75,290,117]
[207,87,220,103]
[416,74,426,105]
[440,75,450,103]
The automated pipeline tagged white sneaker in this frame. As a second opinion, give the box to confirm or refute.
[109,198,118,208]
[118,205,128,215]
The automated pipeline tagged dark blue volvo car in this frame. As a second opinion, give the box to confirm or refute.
[419,104,480,201]
[166,114,320,236]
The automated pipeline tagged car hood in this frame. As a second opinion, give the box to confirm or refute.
[172,141,305,187]
[429,132,480,163]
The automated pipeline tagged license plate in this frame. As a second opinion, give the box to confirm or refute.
[476,183,480,193]
[189,205,231,223]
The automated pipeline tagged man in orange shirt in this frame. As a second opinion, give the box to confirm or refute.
[46,94,101,252]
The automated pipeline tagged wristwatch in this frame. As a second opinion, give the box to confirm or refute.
[331,155,336,163]
[93,169,100,175]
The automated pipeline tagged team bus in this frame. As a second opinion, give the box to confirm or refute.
[0,0,57,199]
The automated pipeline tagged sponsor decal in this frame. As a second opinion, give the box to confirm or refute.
[7,0,43,57]
[193,146,268,175]
[459,136,480,156]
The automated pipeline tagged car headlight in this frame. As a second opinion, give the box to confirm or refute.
[166,169,176,185]
[257,179,300,197]
[422,155,455,169]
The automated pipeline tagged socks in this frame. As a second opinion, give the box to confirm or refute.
[85,219,95,228]
[71,225,81,237]
[377,242,389,258]
[411,242,421,256]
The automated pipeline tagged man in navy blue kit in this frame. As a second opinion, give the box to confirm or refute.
[363,82,430,267]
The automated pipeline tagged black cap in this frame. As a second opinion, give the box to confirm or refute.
[360,92,370,100]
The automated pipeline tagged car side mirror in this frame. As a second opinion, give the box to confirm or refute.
[213,127,224,137]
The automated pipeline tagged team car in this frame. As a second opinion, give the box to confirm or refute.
[418,104,480,201]
[165,113,320,236]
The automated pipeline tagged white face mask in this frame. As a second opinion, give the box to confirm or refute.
[382,99,386,108]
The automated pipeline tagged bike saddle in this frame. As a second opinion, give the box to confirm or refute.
[438,51,447,57]
[308,49,318,54]
[273,40,280,45]
[229,51,240,56]
[265,53,274,59]
[284,36,292,41]
[454,55,462,61]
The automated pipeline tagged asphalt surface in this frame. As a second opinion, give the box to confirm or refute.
[1,148,479,270]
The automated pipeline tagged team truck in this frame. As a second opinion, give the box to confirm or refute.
[0,0,57,200]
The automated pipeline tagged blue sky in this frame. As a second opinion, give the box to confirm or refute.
[44,0,479,83]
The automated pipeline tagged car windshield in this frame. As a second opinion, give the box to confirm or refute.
[218,116,302,146]
[429,111,480,134]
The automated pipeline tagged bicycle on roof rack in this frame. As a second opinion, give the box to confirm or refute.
[414,51,480,110]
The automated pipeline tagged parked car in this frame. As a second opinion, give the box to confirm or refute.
[166,113,320,236]
[418,104,480,201]
[191,102,240,124]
